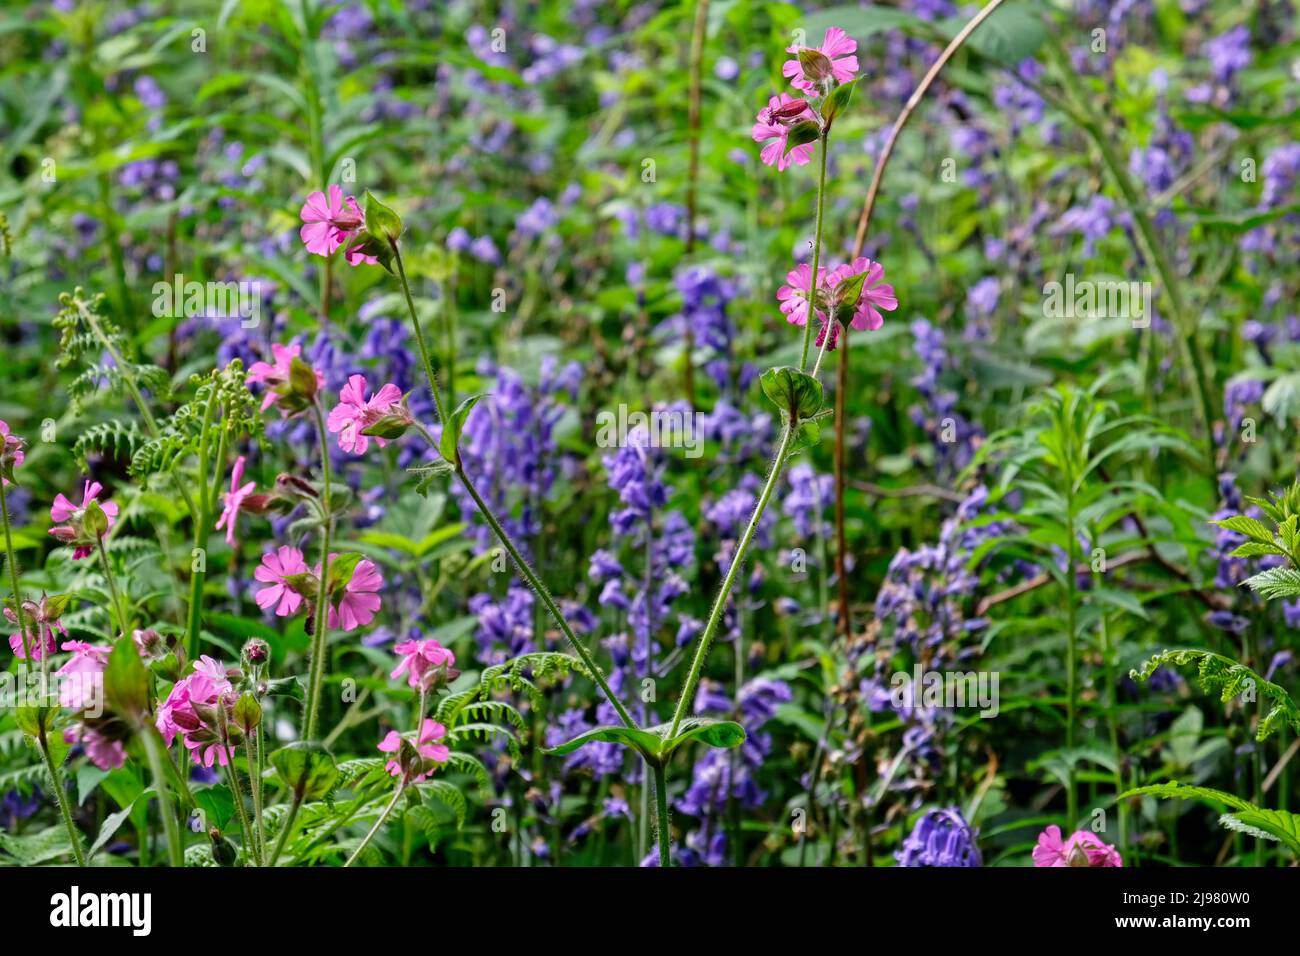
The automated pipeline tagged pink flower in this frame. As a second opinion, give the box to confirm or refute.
[378,718,450,783]
[0,420,24,486]
[783,27,859,94]
[390,639,456,689]
[56,641,113,710]
[776,262,829,329]
[246,343,325,413]
[751,94,817,171]
[48,480,119,560]
[214,456,256,547]
[7,618,57,660]
[5,595,69,661]
[254,546,310,616]
[156,655,238,768]
[299,185,364,257]
[327,557,383,631]
[327,375,405,455]
[826,257,898,332]
[64,725,126,771]
[1032,825,1123,867]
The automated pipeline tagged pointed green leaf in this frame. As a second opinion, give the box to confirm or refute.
[439,393,485,466]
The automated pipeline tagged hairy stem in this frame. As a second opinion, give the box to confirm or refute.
[345,784,405,867]
[669,421,795,740]
[798,134,829,371]
[97,539,129,638]
[140,727,185,867]
[303,401,333,741]
[39,734,86,866]
[651,761,671,867]
[0,479,31,661]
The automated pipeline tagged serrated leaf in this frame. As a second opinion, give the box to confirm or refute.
[1242,566,1300,600]
[1210,514,1275,544]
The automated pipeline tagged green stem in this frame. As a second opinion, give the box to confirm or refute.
[344,783,406,867]
[0,480,31,661]
[223,753,257,865]
[246,731,268,864]
[97,538,129,638]
[140,727,185,867]
[798,134,829,371]
[457,464,636,730]
[1065,480,1078,828]
[651,761,671,867]
[39,735,86,866]
[669,421,795,741]
[303,401,333,741]
[394,242,634,730]
[186,389,220,659]
[268,795,303,866]
[391,243,448,426]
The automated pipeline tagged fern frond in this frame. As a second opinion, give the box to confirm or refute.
[1131,649,1300,740]
[72,420,146,468]
[414,780,467,829]
[477,651,590,707]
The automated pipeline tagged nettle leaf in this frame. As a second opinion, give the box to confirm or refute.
[543,718,745,762]
[760,366,823,421]
[1227,541,1285,558]
[438,393,486,466]
[1121,783,1300,858]
[1221,808,1300,857]
[1210,514,1275,544]
[1241,566,1300,600]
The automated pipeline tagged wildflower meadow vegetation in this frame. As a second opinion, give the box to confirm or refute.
[0,0,1299,884]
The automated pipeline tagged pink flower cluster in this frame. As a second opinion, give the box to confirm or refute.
[156,656,239,768]
[254,547,384,631]
[776,256,897,348]
[378,718,450,783]
[390,638,456,690]
[300,185,378,266]
[247,342,324,415]
[752,27,859,171]
[327,374,405,455]
[1032,825,1123,867]
[48,480,118,560]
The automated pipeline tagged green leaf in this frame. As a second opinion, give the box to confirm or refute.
[647,717,747,756]
[543,718,746,761]
[438,394,485,466]
[760,366,823,422]
[363,190,403,242]
[82,498,109,538]
[1222,808,1300,857]
[408,461,455,497]
[1210,514,1275,544]
[1227,541,1285,558]
[822,78,858,124]
[88,793,145,860]
[233,693,261,734]
[784,120,821,154]
[1241,566,1300,600]
[543,725,664,760]
[270,742,339,800]
[102,635,149,719]
[1120,781,1252,812]
[1131,649,1300,740]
